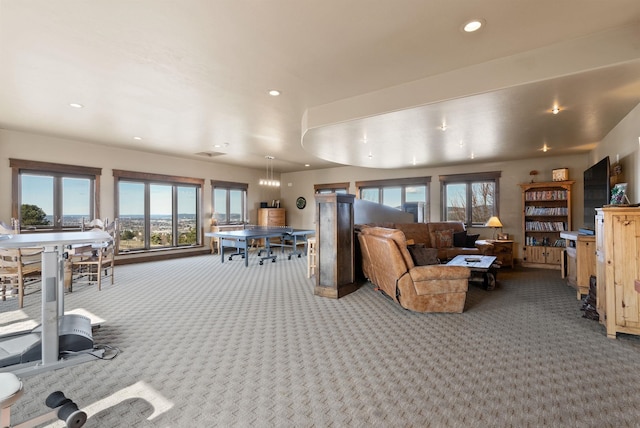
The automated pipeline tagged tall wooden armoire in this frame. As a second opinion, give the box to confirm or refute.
[314,193,358,298]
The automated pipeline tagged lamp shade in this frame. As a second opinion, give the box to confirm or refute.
[485,216,503,228]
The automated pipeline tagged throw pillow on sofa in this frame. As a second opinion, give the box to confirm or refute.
[407,244,440,266]
[465,233,479,247]
[433,229,454,248]
[453,230,467,247]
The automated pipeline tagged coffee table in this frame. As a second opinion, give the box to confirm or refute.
[446,255,499,290]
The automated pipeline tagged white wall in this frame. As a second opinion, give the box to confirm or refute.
[591,103,640,203]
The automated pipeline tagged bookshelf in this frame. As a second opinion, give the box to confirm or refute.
[520,180,574,269]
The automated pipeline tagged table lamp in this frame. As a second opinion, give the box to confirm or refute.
[485,216,503,240]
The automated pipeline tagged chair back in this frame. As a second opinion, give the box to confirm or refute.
[105,218,119,251]
[82,218,106,231]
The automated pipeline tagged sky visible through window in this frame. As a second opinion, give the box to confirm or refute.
[22,176,197,218]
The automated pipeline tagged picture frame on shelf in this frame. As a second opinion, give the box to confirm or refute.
[552,168,569,182]
[497,233,509,240]
[610,183,629,205]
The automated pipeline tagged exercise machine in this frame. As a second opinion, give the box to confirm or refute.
[0,372,87,428]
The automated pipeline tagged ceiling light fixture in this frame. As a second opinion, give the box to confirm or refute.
[552,106,560,114]
[462,19,484,33]
[69,103,83,108]
[268,89,281,96]
[542,144,550,152]
[304,164,310,167]
[440,122,447,131]
[133,136,142,141]
[259,155,280,187]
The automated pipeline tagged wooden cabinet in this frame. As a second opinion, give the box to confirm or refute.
[258,208,285,227]
[520,180,574,269]
[599,206,640,338]
[486,240,514,268]
[314,193,357,299]
[258,208,285,246]
[562,231,596,299]
[595,209,606,324]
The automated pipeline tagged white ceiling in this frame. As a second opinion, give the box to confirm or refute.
[1,1,640,172]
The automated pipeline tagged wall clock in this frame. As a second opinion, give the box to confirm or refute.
[296,196,306,209]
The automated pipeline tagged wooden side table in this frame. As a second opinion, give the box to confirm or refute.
[486,239,514,268]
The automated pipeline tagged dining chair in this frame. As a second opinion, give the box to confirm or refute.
[0,248,42,308]
[0,221,42,308]
[68,218,117,291]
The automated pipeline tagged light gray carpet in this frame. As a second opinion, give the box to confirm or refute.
[2,252,640,427]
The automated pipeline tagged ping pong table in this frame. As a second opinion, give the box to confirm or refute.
[206,226,315,267]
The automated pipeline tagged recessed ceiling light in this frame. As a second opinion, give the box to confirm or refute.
[69,103,83,108]
[133,136,143,141]
[462,19,484,33]
[269,89,281,96]
[551,106,560,114]
[304,164,310,167]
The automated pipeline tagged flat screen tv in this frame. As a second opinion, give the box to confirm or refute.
[583,156,610,232]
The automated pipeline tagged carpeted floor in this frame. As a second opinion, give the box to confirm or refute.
[2,253,640,427]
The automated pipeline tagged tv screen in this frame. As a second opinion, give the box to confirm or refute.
[583,156,610,231]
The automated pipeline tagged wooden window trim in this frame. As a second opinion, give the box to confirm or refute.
[439,171,501,183]
[211,180,248,190]
[355,176,431,189]
[113,169,204,186]
[10,158,102,222]
[314,182,350,193]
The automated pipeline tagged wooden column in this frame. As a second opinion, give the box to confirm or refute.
[314,193,358,298]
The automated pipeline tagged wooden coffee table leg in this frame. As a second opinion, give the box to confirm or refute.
[485,272,496,290]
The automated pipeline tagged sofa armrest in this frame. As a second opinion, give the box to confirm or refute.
[408,265,470,295]
[409,265,470,281]
[474,240,493,255]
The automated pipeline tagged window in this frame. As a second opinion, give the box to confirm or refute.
[114,170,203,252]
[314,182,350,194]
[355,177,430,222]
[10,159,101,231]
[440,171,501,226]
[211,180,248,225]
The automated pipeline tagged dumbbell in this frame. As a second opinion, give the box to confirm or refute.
[45,391,87,428]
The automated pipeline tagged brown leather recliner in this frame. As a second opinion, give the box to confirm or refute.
[358,227,470,313]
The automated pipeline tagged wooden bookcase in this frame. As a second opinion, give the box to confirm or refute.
[520,180,574,269]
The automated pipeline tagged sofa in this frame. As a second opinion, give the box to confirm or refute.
[357,221,490,262]
[358,227,471,313]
